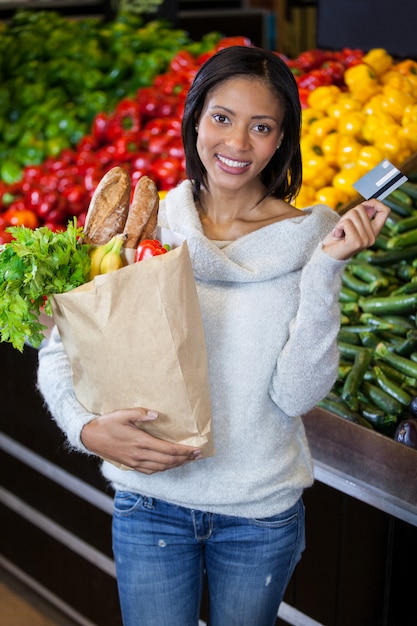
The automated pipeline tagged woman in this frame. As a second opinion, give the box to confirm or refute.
[38,46,389,626]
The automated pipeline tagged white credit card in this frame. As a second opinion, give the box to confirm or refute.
[353,159,408,200]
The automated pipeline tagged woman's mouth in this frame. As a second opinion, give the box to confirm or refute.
[216,154,251,170]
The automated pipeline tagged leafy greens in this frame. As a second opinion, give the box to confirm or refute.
[0,219,91,351]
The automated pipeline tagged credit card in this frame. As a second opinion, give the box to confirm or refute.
[353,159,408,201]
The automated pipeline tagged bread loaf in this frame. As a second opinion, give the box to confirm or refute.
[83,167,131,245]
[123,176,159,248]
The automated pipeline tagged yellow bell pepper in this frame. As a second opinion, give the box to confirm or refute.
[361,110,396,143]
[300,134,322,155]
[336,135,362,169]
[362,48,393,76]
[307,85,341,112]
[307,116,339,140]
[301,108,325,137]
[344,63,381,103]
[362,94,389,117]
[374,126,412,165]
[402,104,417,126]
[327,95,361,120]
[321,132,339,167]
[293,184,316,209]
[380,85,414,122]
[399,124,417,152]
[380,70,414,94]
[332,166,367,199]
[337,110,366,137]
[315,186,349,211]
[357,145,385,170]
[302,150,336,190]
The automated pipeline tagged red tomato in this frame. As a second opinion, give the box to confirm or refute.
[3,206,39,229]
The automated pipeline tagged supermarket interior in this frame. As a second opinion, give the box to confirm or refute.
[1,1,417,625]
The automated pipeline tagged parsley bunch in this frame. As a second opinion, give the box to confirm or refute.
[0,219,91,352]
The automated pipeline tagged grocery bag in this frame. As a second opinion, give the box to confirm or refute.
[51,229,214,460]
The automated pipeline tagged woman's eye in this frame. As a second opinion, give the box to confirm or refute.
[213,114,229,124]
[253,123,271,133]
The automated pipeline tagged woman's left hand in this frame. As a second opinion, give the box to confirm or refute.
[322,198,391,261]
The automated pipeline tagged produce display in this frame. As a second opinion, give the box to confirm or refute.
[1,9,417,451]
[0,9,217,182]
[319,176,417,448]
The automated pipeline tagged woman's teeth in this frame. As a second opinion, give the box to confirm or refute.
[217,155,250,168]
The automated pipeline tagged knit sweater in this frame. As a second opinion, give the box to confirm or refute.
[37,180,347,518]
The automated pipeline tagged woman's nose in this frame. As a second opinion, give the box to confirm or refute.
[226,126,250,150]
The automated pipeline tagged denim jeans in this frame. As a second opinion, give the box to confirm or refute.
[112,492,305,626]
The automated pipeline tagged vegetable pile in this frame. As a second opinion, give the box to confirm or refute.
[0,9,212,184]
[319,175,417,448]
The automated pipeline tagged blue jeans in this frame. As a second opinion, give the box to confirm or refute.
[112,492,305,626]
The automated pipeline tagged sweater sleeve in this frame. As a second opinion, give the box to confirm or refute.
[269,245,347,416]
[37,325,97,454]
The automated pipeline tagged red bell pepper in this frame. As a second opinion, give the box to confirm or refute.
[134,239,168,262]
[320,60,346,85]
[296,49,329,72]
[297,69,332,90]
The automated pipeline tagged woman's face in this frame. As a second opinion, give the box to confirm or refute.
[196,76,285,194]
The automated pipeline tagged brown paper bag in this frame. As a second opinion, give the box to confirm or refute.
[51,234,214,463]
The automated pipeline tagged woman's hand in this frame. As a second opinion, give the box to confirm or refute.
[322,198,391,260]
[81,408,202,474]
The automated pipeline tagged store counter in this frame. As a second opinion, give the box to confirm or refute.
[1,341,416,625]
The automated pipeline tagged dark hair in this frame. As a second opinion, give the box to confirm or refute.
[182,45,302,202]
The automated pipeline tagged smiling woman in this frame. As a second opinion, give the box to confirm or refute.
[37,45,390,626]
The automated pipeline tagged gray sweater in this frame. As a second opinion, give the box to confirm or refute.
[38,180,346,518]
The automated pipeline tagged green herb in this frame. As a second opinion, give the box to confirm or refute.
[0,218,91,351]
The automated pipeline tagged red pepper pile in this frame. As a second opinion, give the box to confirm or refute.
[280,47,364,107]
[0,36,251,243]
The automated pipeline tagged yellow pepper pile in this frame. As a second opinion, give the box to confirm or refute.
[295,49,417,210]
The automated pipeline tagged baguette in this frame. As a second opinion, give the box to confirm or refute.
[123,176,159,248]
[83,167,131,245]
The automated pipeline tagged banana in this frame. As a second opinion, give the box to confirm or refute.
[98,234,126,275]
[89,237,117,279]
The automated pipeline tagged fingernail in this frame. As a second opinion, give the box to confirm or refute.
[193,450,203,460]
[145,410,158,420]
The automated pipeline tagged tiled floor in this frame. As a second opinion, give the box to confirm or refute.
[0,565,79,626]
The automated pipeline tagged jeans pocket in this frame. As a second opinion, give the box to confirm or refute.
[113,491,144,516]
[251,499,303,529]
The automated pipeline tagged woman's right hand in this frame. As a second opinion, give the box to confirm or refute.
[80,408,202,474]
